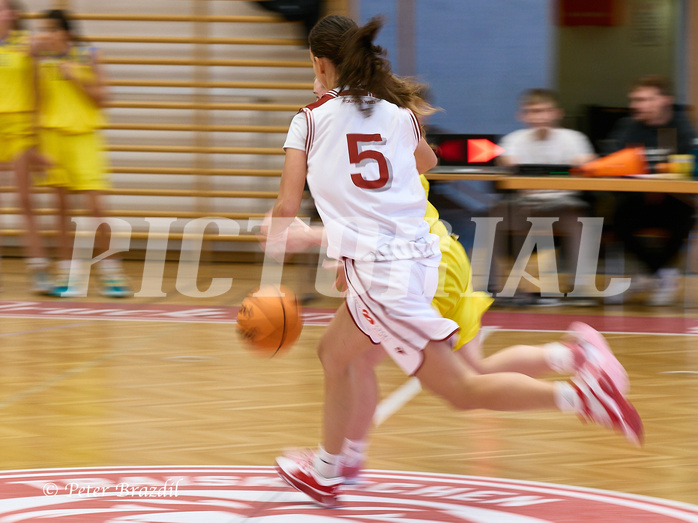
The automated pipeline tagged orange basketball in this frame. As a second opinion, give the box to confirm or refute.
[236,285,303,355]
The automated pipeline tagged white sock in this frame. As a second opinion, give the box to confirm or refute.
[544,342,574,373]
[341,438,367,467]
[554,381,581,413]
[100,259,122,273]
[27,257,49,271]
[313,446,341,479]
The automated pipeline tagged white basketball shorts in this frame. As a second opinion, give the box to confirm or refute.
[343,257,459,375]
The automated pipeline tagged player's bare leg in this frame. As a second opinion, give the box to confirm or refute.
[458,323,629,393]
[56,187,71,262]
[86,190,132,298]
[317,305,377,456]
[459,332,559,377]
[14,150,51,293]
[417,340,642,444]
[275,305,377,507]
[341,345,385,483]
[419,340,556,410]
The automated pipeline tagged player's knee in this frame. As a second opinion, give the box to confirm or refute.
[440,382,478,410]
[317,340,347,377]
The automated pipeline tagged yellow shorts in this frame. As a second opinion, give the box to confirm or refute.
[0,112,35,163]
[432,227,494,349]
[40,130,109,191]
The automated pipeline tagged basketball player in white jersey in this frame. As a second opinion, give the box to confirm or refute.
[274,79,632,487]
[268,15,643,508]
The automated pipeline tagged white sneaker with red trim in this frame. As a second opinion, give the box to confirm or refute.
[565,322,629,394]
[340,460,364,486]
[275,451,343,508]
[571,368,644,446]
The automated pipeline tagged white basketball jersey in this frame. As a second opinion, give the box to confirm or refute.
[284,89,440,263]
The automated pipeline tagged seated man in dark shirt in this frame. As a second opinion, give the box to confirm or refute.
[607,75,695,306]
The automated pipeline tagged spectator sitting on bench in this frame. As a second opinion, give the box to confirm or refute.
[606,75,695,306]
[495,88,596,305]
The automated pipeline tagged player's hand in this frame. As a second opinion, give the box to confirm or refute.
[259,214,322,262]
[321,259,347,294]
[287,222,324,252]
[258,212,286,262]
[334,269,347,293]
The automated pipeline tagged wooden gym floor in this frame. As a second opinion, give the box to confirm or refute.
[0,257,696,509]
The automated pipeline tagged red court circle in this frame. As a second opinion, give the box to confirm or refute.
[0,466,696,522]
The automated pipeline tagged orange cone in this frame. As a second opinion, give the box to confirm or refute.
[571,147,648,177]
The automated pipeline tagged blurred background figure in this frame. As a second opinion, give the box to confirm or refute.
[495,88,596,305]
[0,0,52,293]
[606,76,695,306]
[252,0,324,41]
[34,9,131,298]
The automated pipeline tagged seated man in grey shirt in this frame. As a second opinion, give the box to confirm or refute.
[495,88,596,304]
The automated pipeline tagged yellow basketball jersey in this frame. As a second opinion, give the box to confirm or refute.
[419,174,494,348]
[0,31,34,113]
[39,45,105,133]
[420,174,444,232]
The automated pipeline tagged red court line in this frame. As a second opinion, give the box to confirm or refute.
[482,311,698,336]
[0,301,696,335]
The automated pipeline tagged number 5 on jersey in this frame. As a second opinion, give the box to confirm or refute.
[347,133,392,190]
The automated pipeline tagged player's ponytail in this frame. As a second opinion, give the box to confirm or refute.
[308,15,357,68]
[309,15,434,117]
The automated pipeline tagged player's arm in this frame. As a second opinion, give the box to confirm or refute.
[26,39,54,170]
[414,137,438,173]
[87,50,109,107]
[60,49,109,107]
[30,46,41,142]
[269,147,307,234]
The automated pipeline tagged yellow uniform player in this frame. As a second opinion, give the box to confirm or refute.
[38,44,108,192]
[0,30,34,161]
[420,174,494,349]
[0,1,52,291]
[36,9,130,298]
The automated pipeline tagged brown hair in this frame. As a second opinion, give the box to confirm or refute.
[631,75,673,97]
[44,9,81,42]
[308,15,434,117]
[519,88,560,108]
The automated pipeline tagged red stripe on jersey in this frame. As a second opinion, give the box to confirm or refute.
[305,108,314,155]
[408,110,421,143]
[301,108,309,153]
[303,90,338,112]
[300,90,335,154]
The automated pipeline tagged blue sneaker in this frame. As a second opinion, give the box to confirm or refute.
[50,272,84,298]
[31,269,54,295]
[100,272,132,298]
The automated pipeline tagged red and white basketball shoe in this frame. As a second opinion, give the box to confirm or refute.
[571,368,644,446]
[564,321,630,394]
[340,459,364,486]
[276,450,343,508]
